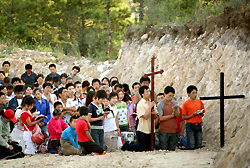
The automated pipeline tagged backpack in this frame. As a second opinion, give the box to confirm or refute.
[24,123,44,145]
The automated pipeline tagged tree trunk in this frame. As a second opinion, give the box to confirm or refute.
[139,0,144,22]
[105,0,111,60]
[9,0,14,42]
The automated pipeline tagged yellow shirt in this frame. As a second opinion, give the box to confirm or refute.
[5,73,9,77]
[137,98,158,134]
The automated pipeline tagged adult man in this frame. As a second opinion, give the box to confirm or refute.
[69,66,82,83]
[157,86,179,151]
[48,64,60,78]
[56,87,77,123]
[21,64,37,85]
[132,76,157,104]
[2,61,15,80]
[136,85,158,151]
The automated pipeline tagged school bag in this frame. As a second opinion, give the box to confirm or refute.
[24,123,44,145]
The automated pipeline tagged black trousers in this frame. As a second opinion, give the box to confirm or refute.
[79,141,104,154]
[0,143,23,159]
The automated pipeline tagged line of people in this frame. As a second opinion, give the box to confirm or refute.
[0,62,205,159]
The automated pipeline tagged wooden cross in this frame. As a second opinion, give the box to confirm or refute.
[143,56,164,151]
[200,72,245,147]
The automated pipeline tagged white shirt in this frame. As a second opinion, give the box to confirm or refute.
[104,105,118,132]
[42,93,57,117]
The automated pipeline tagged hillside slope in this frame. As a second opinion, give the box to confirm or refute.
[108,8,250,167]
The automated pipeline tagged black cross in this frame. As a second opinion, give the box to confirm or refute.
[200,72,245,148]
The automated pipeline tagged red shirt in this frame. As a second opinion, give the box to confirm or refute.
[76,118,89,142]
[21,111,34,131]
[176,107,184,132]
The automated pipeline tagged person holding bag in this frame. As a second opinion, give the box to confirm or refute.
[21,96,45,155]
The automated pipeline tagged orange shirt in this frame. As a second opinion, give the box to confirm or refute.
[182,99,205,123]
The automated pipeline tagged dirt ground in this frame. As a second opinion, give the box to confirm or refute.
[0,148,218,168]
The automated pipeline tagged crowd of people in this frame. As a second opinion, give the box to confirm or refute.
[0,61,205,159]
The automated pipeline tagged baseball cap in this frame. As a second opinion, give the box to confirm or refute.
[4,109,17,123]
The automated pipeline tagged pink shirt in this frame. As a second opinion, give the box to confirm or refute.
[48,117,68,140]
[127,101,136,127]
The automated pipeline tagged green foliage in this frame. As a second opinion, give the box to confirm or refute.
[131,0,250,26]
[0,0,131,60]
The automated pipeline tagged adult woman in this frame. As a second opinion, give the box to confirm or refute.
[34,88,51,133]
[116,90,131,132]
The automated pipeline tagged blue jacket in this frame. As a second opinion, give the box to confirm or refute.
[8,96,18,111]
[61,126,78,148]
[35,98,51,125]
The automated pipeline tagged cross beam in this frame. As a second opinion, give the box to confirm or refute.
[200,72,245,147]
[143,56,164,151]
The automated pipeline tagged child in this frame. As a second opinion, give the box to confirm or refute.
[48,109,68,153]
[87,90,107,149]
[76,106,106,155]
[182,85,205,150]
[60,116,79,155]
[103,94,119,152]
[157,86,180,151]
[0,108,24,159]
[21,95,45,155]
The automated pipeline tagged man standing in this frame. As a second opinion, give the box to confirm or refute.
[2,61,15,80]
[48,64,60,78]
[69,66,82,83]
[21,64,37,85]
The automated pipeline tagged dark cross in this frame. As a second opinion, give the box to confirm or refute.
[200,72,245,147]
[143,56,164,151]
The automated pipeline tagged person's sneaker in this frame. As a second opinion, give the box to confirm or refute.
[92,151,106,155]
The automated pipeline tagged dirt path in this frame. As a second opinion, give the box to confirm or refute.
[0,148,217,168]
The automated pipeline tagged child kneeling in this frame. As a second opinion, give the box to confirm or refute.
[48,109,68,153]
[76,106,106,155]
[60,116,79,155]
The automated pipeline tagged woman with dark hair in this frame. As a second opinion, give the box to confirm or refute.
[101,77,110,87]
[0,108,24,159]
[85,91,95,107]
[82,80,90,94]
[116,90,131,132]
[33,88,51,133]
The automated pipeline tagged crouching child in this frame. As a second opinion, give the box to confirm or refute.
[48,109,68,154]
[60,116,79,156]
[76,106,106,155]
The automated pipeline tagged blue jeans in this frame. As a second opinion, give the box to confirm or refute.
[158,131,177,151]
[186,123,202,149]
[90,129,104,149]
